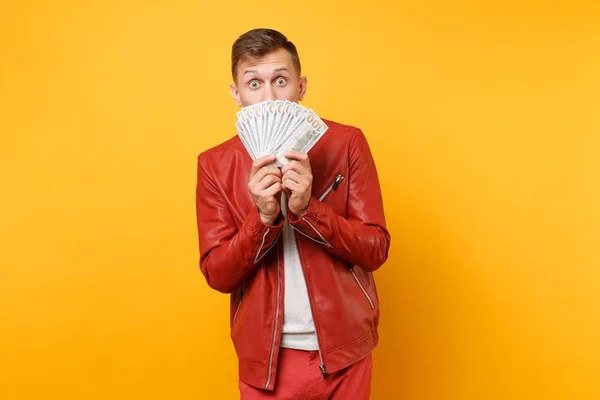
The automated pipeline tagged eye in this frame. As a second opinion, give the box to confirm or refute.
[274,77,287,86]
[249,80,260,89]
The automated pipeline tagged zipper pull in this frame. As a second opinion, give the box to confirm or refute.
[332,174,344,190]
[319,364,328,380]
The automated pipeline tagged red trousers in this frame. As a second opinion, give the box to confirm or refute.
[238,348,372,399]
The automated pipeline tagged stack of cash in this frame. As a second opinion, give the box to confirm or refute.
[235,100,329,166]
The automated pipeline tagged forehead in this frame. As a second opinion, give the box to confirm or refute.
[237,48,298,78]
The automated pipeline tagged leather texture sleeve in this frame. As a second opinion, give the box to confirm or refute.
[196,155,283,293]
[288,129,390,271]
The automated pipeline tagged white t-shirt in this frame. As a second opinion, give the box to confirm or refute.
[280,194,318,350]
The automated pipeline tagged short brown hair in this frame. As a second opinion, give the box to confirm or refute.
[231,28,301,82]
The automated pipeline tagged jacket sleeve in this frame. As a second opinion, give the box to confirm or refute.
[196,155,284,293]
[288,129,390,271]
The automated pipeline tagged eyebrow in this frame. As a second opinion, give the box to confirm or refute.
[243,67,290,76]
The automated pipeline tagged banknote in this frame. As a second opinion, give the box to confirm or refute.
[235,100,329,166]
[274,109,328,165]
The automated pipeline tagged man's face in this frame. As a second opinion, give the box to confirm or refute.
[230,48,307,107]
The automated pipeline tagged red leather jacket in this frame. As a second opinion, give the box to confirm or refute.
[196,119,390,390]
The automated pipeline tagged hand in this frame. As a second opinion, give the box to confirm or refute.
[281,151,313,217]
[248,155,283,225]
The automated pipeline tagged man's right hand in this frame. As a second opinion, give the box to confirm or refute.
[248,155,283,225]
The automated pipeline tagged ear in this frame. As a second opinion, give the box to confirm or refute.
[229,83,242,107]
[298,76,308,101]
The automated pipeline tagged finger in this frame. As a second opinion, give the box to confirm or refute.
[283,150,308,164]
[281,160,310,176]
[282,178,302,193]
[282,169,303,184]
[283,151,310,170]
[280,161,296,176]
[252,167,282,184]
[254,175,282,192]
[265,166,283,178]
[250,166,282,187]
[250,155,277,177]
[261,182,283,199]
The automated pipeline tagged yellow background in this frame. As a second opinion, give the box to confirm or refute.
[1,0,599,399]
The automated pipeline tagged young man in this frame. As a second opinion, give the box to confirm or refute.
[196,28,390,399]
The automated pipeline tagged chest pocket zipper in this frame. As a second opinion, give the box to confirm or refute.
[318,174,344,202]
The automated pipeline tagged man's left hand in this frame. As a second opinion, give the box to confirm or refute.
[281,151,313,217]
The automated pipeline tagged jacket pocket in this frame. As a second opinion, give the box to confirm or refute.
[232,280,247,326]
[349,265,375,310]
[318,174,344,202]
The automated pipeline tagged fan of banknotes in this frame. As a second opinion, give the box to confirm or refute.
[235,100,329,166]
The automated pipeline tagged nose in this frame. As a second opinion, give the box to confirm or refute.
[264,85,276,101]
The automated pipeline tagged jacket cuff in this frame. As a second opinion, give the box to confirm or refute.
[288,196,332,248]
[245,207,284,263]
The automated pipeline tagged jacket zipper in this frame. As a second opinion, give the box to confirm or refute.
[265,245,282,389]
[312,174,344,380]
[316,333,328,379]
[300,261,329,380]
[318,174,344,202]
[266,174,344,383]
[232,280,246,325]
[307,174,346,379]
[350,266,375,310]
